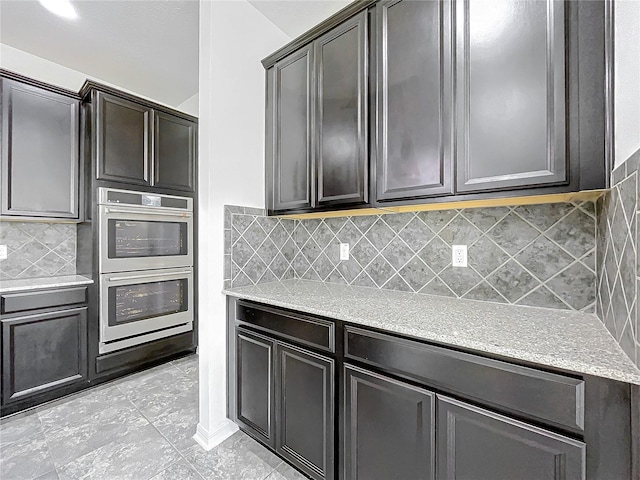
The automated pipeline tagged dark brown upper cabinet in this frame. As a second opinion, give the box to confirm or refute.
[93,88,197,193]
[96,91,151,186]
[154,110,196,192]
[263,0,609,215]
[0,77,80,219]
[316,12,368,207]
[455,0,567,193]
[376,0,453,201]
[267,11,368,214]
[271,45,315,212]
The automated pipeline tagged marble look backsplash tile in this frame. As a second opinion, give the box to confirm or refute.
[226,201,597,314]
[291,203,596,312]
[224,205,296,289]
[0,222,77,279]
[597,149,640,368]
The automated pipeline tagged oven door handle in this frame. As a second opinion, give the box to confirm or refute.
[104,207,193,218]
[107,270,192,282]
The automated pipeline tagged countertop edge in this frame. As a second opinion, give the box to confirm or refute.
[0,276,94,294]
[223,288,640,386]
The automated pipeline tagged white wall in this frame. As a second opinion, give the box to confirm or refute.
[614,0,640,168]
[178,92,199,117]
[0,43,197,114]
[194,0,290,448]
[1,43,90,92]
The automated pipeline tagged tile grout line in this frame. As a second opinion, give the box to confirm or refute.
[114,366,206,480]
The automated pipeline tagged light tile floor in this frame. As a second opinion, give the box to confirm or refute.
[0,355,306,480]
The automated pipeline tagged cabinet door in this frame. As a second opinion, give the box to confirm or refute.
[437,396,585,480]
[344,365,435,480]
[235,327,276,448]
[455,0,566,193]
[95,91,151,185]
[1,79,79,218]
[272,45,314,212]
[153,111,196,192]
[276,343,334,480]
[376,0,453,201]
[315,12,368,207]
[1,307,88,405]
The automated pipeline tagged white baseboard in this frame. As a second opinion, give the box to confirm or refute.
[193,419,239,451]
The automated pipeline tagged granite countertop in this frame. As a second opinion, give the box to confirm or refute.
[224,279,640,385]
[0,275,94,294]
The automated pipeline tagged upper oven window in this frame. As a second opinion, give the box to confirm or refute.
[108,219,188,259]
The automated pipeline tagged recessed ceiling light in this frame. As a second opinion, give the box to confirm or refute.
[38,0,78,20]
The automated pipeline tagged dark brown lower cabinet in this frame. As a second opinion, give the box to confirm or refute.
[437,396,586,480]
[277,344,334,480]
[1,307,88,407]
[229,299,633,480]
[234,325,334,480]
[235,328,276,448]
[344,365,435,480]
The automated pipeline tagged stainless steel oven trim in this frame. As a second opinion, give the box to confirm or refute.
[99,323,193,354]
[98,187,193,211]
[99,204,194,273]
[104,206,193,217]
[99,267,194,344]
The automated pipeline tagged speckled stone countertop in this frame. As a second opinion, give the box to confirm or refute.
[224,279,640,385]
[0,275,94,294]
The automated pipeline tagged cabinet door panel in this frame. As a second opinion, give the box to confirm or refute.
[2,308,88,405]
[437,396,585,480]
[316,12,368,206]
[376,0,453,201]
[277,343,334,480]
[236,327,275,447]
[96,92,151,185]
[456,0,566,193]
[153,111,196,192]
[1,79,79,218]
[344,365,435,480]
[273,46,314,211]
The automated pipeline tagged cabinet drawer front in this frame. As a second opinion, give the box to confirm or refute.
[236,301,335,353]
[345,326,585,433]
[1,307,88,405]
[437,397,585,480]
[1,287,87,314]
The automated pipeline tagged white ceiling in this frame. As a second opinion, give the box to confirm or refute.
[248,0,350,38]
[0,0,350,107]
[0,0,199,107]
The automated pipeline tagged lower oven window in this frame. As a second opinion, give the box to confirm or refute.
[108,279,188,326]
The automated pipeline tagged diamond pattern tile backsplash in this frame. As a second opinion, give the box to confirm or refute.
[0,222,77,279]
[226,202,597,314]
[597,150,640,368]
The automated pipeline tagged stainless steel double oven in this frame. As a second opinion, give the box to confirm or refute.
[98,188,194,354]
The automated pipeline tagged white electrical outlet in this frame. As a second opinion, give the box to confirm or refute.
[340,243,350,261]
[0,245,7,260]
[452,245,467,267]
